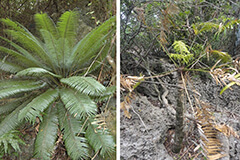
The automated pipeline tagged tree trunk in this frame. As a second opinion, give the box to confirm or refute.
[172,71,184,153]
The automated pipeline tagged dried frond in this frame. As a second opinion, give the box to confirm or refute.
[195,105,227,160]
[120,101,132,119]
[214,123,239,139]
[120,75,144,92]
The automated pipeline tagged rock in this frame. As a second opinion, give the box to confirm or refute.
[120,96,174,159]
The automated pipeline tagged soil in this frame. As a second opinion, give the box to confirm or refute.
[120,58,240,160]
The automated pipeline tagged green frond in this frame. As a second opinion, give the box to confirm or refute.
[92,86,116,101]
[1,18,26,33]
[4,29,50,63]
[16,67,62,78]
[1,18,38,43]
[86,119,115,158]
[0,59,24,73]
[57,38,71,68]
[0,46,36,66]
[0,79,40,90]
[192,22,219,35]
[82,39,112,75]
[0,130,25,154]
[60,76,106,96]
[69,16,115,69]
[39,29,59,67]
[58,104,89,160]
[34,105,58,160]
[34,13,58,38]
[18,88,59,123]
[0,98,23,115]
[172,40,190,55]
[0,99,31,136]
[170,53,194,65]
[60,88,97,119]
[0,81,46,100]
[210,50,232,63]
[57,11,78,47]
[0,36,45,68]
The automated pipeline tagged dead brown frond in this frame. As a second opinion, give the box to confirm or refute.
[209,60,239,87]
[120,75,144,118]
[195,105,227,160]
[214,123,239,139]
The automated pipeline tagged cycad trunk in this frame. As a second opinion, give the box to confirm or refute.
[172,71,184,153]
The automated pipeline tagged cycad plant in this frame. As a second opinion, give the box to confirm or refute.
[0,11,116,159]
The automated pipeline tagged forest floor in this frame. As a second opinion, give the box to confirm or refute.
[120,57,240,160]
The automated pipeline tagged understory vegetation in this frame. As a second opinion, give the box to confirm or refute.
[121,0,240,159]
[0,1,116,159]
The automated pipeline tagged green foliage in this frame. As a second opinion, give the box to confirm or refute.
[170,40,193,65]
[34,105,58,160]
[210,50,232,63]
[86,119,115,158]
[0,11,116,159]
[0,130,25,155]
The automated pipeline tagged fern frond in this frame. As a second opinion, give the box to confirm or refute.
[192,22,219,35]
[1,18,26,33]
[0,130,25,153]
[34,13,58,38]
[172,40,190,55]
[69,16,115,69]
[18,88,59,123]
[58,104,89,160]
[57,38,71,68]
[0,80,40,90]
[16,67,62,78]
[86,119,115,158]
[39,29,59,67]
[57,11,78,47]
[0,98,23,115]
[34,105,58,159]
[210,50,232,63]
[0,46,35,66]
[170,53,193,65]
[0,81,46,99]
[60,76,106,96]
[92,86,116,101]
[60,88,97,119]
[0,99,31,136]
[0,59,24,73]
[0,36,45,68]
[4,29,50,63]
[82,40,113,75]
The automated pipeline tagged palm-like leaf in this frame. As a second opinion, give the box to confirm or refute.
[69,16,115,69]
[57,11,78,47]
[60,88,97,119]
[0,36,44,68]
[0,81,46,99]
[58,104,89,160]
[60,76,106,96]
[0,59,24,73]
[34,105,58,159]
[0,100,31,136]
[0,46,35,66]
[18,88,59,123]
[34,13,58,39]
[16,67,62,78]
[86,119,115,158]
[0,98,24,115]
[0,80,39,89]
